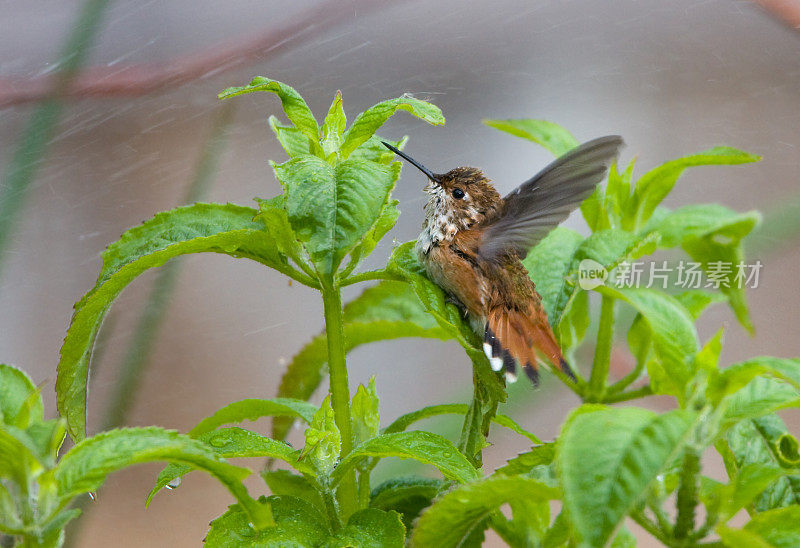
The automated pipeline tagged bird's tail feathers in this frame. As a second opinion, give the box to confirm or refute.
[483,307,574,385]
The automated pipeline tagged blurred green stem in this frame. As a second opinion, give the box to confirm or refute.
[457,357,500,468]
[607,354,646,395]
[588,295,615,401]
[0,0,110,281]
[63,104,234,548]
[320,282,358,518]
[674,448,701,541]
[746,194,800,257]
[457,393,485,468]
[103,102,235,431]
[632,510,674,546]
[603,384,652,403]
[339,269,403,286]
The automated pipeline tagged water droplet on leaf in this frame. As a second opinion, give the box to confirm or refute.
[166,477,182,490]
[209,436,228,448]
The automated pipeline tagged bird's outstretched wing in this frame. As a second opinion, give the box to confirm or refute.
[478,135,624,261]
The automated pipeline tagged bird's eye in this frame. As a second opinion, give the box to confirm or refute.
[452,188,465,199]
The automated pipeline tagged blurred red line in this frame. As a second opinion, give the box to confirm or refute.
[0,0,392,108]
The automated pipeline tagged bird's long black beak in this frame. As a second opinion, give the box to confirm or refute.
[382,141,439,182]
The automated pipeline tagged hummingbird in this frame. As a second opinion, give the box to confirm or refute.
[382,136,623,384]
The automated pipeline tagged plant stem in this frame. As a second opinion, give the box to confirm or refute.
[457,395,484,467]
[320,283,358,517]
[0,0,110,281]
[632,511,674,547]
[357,468,371,508]
[588,295,615,401]
[458,356,501,468]
[64,103,235,548]
[319,482,343,532]
[338,269,403,287]
[649,500,674,538]
[606,353,646,395]
[674,448,701,540]
[102,106,235,430]
[604,384,653,403]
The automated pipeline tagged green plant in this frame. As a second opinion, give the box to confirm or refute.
[2,77,798,546]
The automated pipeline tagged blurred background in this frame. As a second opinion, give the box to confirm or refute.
[1,0,799,545]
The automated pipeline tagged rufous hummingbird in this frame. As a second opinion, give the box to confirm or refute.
[382,136,623,384]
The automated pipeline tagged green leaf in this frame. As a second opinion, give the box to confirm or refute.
[188,398,317,438]
[711,358,800,410]
[51,427,272,528]
[0,363,43,428]
[385,242,479,354]
[606,159,636,224]
[521,227,584,325]
[582,160,637,232]
[722,414,800,512]
[495,442,556,476]
[580,185,610,233]
[369,476,446,530]
[261,470,326,514]
[731,357,800,389]
[652,204,761,331]
[147,427,311,505]
[26,419,66,462]
[410,476,559,547]
[341,281,441,327]
[352,378,380,448]
[496,494,553,548]
[323,508,405,547]
[628,146,761,228]
[341,199,400,278]
[274,155,399,275]
[321,91,346,156]
[674,289,726,320]
[349,135,408,165]
[597,286,698,398]
[557,406,694,547]
[491,414,543,445]
[0,424,44,485]
[483,119,579,157]
[268,116,311,158]
[713,464,787,521]
[722,377,800,427]
[57,203,296,442]
[254,195,310,276]
[718,526,772,548]
[532,228,658,333]
[302,396,341,476]
[219,76,319,142]
[340,96,444,158]
[206,496,329,547]
[694,327,724,373]
[460,355,507,467]
[610,525,637,548]
[274,281,450,441]
[35,508,82,547]
[557,284,590,351]
[333,431,480,485]
[384,244,506,453]
[382,403,538,443]
[719,506,800,548]
[650,204,759,249]
[576,229,658,280]
[541,511,570,548]
[0,481,21,530]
